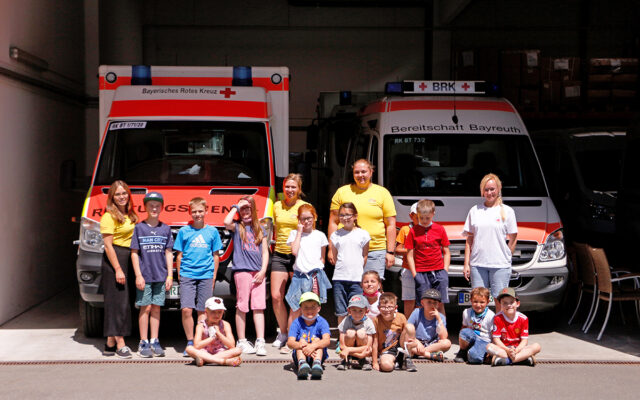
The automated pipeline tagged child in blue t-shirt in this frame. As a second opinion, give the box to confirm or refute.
[131,192,174,358]
[287,292,331,380]
[405,289,451,362]
[174,197,223,355]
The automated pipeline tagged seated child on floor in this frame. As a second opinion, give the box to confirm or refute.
[337,294,376,370]
[405,289,451,361]
[372,292,416,372]
[455,287,495,364]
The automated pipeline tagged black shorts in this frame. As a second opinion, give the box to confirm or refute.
[381,346,399,358]
[271,252,295,273]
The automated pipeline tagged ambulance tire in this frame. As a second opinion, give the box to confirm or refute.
[80,298,103,338]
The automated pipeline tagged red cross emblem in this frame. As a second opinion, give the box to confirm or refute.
[461,82,470,91]
[418,82,428,91]
[220,88,236,98]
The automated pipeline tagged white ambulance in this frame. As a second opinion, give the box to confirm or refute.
[345,81,567,312]
[75,66,289,336]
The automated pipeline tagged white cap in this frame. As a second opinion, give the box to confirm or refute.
[410,202,419,214]
[204,297,226,311]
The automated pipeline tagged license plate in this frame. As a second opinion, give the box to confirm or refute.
[457,290,494,306]
[167,284,180,299]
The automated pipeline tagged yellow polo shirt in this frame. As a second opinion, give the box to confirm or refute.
[100,212,135,247]
[273,199,309,254]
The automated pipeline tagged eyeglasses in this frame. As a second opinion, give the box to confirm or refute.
[338,214,354,219]
[300,217,314,222]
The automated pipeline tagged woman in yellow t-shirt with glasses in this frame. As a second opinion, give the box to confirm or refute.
[100,180,138,358]
[328,159,397,280]
[270,173,308,350]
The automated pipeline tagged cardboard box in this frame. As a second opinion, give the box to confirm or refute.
[541,57,580,81]
[589,58,639,74]
[542,80,562,106]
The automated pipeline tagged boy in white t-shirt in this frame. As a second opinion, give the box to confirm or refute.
[454,286,495,364]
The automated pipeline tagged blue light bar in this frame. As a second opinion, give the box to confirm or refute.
[232,66,253,87]
[340,91,352,105]
[131,65,151,85]
[385,82,403,94]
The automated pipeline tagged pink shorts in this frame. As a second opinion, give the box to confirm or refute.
[234,271,266,313]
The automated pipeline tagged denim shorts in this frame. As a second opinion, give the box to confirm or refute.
[179,276,213,311]
[135,282,166,307]
[470,266,511,300]
[333,280,364,316]
[400,268,416,301]
[415,269,449,304]
[365,250,387,280]
[459,328,490,364]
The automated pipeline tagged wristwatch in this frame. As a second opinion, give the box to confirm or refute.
[386,250,395,255]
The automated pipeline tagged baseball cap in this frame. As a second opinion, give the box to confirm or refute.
[421,288,442,302]
[410,202,419,214]
[496,287,518,301]
[347,294,369,309]
[204,296,226,311]
[299,291,321,305]
[143,191,164,204]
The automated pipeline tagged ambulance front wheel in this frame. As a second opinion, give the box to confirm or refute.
[79,298,103,338]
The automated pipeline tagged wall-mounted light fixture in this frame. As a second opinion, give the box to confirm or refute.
[9,46,49,71]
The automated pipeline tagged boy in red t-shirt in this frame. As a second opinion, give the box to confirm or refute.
[405,199,451,315]
[487,287,541,366]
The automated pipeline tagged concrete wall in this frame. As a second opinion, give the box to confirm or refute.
[0,0,87,324]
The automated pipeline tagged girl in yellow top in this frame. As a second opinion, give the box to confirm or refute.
[270,173,308,349]
[328,159,397,280]
[100,180,138,358]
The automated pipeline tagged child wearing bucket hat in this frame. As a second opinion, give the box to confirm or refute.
[287,292,331,380]
[337,294,377,370]
[184,297,242,367]
[487,287,541,366]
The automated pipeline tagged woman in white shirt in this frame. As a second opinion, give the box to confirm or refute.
[462,174,518,312]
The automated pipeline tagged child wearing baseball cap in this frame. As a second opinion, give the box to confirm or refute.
[185,296,242,367]
[286,292,331,380]
[487,287,541,366]
[337,294,377,370]
[405,288,451,361]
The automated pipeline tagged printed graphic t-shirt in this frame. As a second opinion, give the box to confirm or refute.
[289,315,331,360]
[174,225,222,279]
[130,221,174,282]
[232,222,266,271]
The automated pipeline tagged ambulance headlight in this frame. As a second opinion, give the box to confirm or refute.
[539,228,565,262]
[79,217,104,253]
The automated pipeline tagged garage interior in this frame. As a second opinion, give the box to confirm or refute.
[0,0,638,326]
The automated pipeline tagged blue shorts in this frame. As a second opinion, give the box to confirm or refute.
[470,266,511,300]
[415,269,449,304]
[365,250,387,280]
[333,280,363,316]
[400,268,416,301]
[179,276,213,311]
[135,282,166,307]
[459,328,490,364]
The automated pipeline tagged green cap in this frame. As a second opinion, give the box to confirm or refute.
[299,291,320,305]
[496,287,518,301]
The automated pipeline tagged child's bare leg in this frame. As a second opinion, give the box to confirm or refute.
[288,309,301,331]
[149,305,161,340]
[235,309,247,340]
[512,343,541,363]
[403,300,415,318]
[337,315,346,325]
[350,328,371,358]
[486,343,509,358]
[138,305,151,341]
[458,336,470,350]
[210,348,243,365]
[379,354,396,372]
[403,323,422,357]
[295,339,308,362]
[181,308,194,341]
[423,339,451,356]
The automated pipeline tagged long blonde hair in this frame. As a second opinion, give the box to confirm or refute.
[106,180,138,224]
[282,173,305,199]
[480,173,505,221]
[237,196,263,245]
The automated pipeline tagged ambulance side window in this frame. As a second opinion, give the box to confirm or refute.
[344,133,369,182]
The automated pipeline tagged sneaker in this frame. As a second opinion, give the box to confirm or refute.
[103,344,116,356]
[237,339,256,354]
[403,356,417,372]
[360,358,373,371]
[429,351,444,362]
[279,345,292,354]
[335,342,341,354]
[183,340,193,357]
[137,340,153,358]
[297,362,311,379]
[525,356,536,367]
[311,362,323,379]
[115,346,132,359]
[336,359,348,370]
[492,356,509,367]
[272,332,287,348]
[150,339,165,357]
[454,348,468,363]
[255,338,267,356]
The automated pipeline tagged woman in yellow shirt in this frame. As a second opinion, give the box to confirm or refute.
[328,159,397,280]
[270,173,308,349]
[100,180,138,358]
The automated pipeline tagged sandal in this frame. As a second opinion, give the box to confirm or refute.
[225,356,242,367]
[429,351,444,362]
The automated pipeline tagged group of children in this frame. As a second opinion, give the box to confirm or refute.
[124,191,540,376]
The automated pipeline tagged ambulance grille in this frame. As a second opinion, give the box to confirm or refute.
[448,240,538,266]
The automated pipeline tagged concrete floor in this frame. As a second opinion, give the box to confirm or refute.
[0,287,639,362]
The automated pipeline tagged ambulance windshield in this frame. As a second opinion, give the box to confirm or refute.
[95,120,270,186]
[383,134,547,196]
